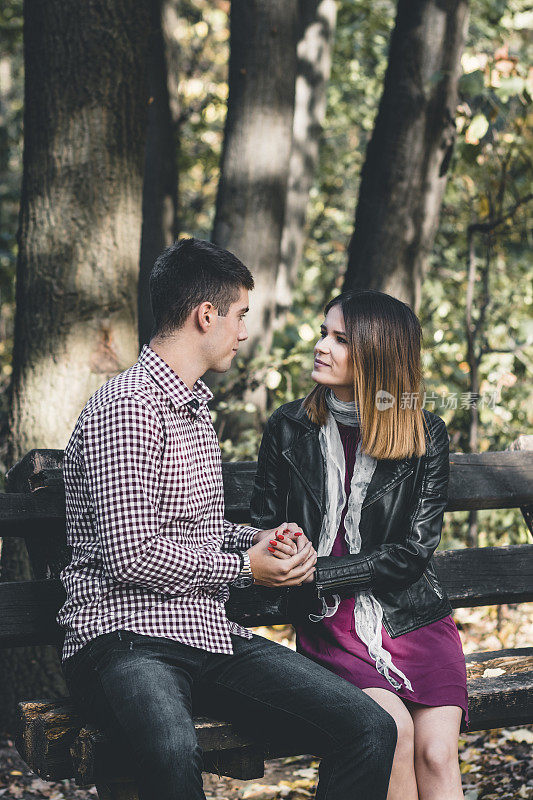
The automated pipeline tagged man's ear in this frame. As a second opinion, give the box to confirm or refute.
[196,302,217,332]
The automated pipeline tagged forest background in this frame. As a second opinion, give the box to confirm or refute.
[0,0,531,754]
[2,0,531,546]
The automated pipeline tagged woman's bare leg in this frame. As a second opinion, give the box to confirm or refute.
[363,688,419,800]
[410,705,464,800]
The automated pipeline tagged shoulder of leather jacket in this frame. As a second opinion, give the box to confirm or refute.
[275,398,318,429]
[422,411,449,456]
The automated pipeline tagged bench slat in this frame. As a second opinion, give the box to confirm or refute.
[1,452,533,539]
[17,701,265,783]
[0,544,531,647]
[436,545,533,608]
[16,648,532,784]
[465,648,533,730]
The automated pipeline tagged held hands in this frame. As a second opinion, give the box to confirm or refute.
[248,523,317,587]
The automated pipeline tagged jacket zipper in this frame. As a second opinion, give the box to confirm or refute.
[316,576,366,598]
[423,571,443,599]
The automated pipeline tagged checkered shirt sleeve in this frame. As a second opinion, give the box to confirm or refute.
[82,397,243,593]
[222,520,259,552]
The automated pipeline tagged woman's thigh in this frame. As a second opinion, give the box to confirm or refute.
[363,688,414,745]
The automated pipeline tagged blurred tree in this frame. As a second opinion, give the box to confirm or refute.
[138,0,181,347]
[275,0,337,314]
[212,0,299,354]
[344,0,469,310]
[0,0,23,477]
[1,0,151,730]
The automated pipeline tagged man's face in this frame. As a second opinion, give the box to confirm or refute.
[208,287,249,372]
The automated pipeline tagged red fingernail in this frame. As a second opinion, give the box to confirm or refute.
[294,532,302,536]
[268,547,275,552]
[276,534,284,540]
[269,540,277,546]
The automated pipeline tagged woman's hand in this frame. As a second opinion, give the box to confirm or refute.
[266,524,317,585]
[248,535,317,587]
[254,522,305,553]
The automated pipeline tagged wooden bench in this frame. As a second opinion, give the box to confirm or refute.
[0,441,532,800]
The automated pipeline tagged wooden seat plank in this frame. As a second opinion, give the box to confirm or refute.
[16,648,532,785]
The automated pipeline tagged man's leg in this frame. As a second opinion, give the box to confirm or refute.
[198,634,397,800]
[63,631,207,800]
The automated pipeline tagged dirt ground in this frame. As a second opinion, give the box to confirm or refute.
[1,603,531,799]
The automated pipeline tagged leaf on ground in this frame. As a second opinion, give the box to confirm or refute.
[241,784,285,799]
[292,768,317,779]
[482,667,506,678]
[503,728,533,744]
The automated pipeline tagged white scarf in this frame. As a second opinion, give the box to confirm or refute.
[313,402,413,693]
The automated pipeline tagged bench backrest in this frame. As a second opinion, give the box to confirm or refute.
[0,446,531,648]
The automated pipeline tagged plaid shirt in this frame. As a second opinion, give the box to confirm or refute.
[57,344,260,662]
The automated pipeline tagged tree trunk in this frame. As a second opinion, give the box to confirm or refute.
[212,0,298,355]
[343,0,469,311]
[276,0,337,313]
[1,0,150,733]
[138,0,180,347]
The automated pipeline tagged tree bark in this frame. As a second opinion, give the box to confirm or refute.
[344,0,469,311]
[212,0,298,354]
[1,0,150,733]
[138,0,180,347]
[276,0,337,312]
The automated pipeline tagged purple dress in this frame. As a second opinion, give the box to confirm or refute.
[295,422,469,729]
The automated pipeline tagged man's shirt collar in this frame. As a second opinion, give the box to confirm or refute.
[138,344,213,410]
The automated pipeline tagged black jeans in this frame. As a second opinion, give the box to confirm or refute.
[63,630,396,800]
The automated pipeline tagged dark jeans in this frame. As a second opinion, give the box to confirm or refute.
[63,630,396,800]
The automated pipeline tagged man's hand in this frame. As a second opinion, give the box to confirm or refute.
[248,535,317,587]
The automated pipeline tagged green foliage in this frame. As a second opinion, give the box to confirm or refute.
[423,0,532,455]
[176,0,229,239]
[0,0,530,545]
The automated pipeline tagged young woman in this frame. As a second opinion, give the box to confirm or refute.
[250,290,467,800]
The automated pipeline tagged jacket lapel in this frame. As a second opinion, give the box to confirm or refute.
[280,401,415,512]
[282,430,324,513]
[362,458,415,509]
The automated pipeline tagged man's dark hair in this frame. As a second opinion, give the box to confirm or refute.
[149,238,254,339]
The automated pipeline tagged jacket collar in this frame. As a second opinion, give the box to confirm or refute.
[280,399,418,512]
[279,399,319,430]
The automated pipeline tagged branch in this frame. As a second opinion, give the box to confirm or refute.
[468,193,533,234]
[480,343,529,356]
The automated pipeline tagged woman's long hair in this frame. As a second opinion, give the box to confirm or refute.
[303,290,432,460]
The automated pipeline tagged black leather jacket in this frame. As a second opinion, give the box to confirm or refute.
[250,398,452,637]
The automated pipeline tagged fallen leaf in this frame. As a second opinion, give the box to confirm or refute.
[293,768,317,779]
[241,784,282,799]
[482,667,506,678]
[503,728,533,744]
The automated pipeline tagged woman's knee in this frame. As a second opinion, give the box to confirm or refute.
[416,738,458,775]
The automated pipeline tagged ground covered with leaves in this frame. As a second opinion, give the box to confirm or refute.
[0,604,531,799]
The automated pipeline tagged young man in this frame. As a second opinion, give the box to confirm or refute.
[58,238,396,800]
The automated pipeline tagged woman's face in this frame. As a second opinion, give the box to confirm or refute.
[312,304,355,401]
